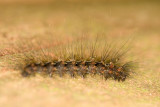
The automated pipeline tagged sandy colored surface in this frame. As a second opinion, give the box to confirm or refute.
[0,1,160,107]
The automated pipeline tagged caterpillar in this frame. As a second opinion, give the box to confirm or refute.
[0,36,136,81]
[22,60,134,81]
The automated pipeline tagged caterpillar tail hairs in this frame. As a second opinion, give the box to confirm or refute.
[0,36,137,82]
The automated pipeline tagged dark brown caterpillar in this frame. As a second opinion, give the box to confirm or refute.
[22,60,134,81]
[0,36,136,81]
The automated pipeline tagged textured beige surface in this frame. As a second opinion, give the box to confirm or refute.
[0,1,160,107]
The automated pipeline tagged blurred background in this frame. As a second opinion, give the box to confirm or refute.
[0,0,159,40]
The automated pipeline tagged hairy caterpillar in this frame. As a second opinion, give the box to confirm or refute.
[0,36,136,81]
[22,60,134,81]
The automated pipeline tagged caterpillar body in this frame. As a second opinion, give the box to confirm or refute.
[22,60,133,81]
[0,36,136,82]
